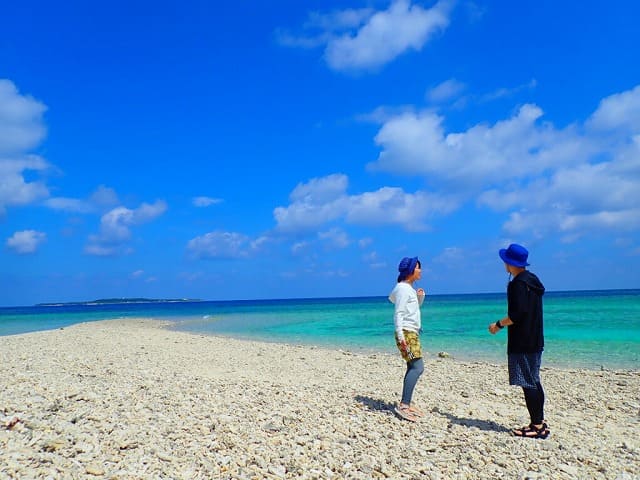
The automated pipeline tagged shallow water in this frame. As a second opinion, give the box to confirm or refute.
[1,290,638,370]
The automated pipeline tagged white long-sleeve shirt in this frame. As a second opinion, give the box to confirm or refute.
[388,282,423,341]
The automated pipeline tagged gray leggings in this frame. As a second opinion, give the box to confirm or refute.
[401,357,424,404]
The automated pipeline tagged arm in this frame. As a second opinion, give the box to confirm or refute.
[507,280,529,325]
[489,279,524,334]
[488,316,513,334]
[393,288,410,342]
[417,288,425,306]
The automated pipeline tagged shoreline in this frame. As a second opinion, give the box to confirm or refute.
[5,316,636,373]
[167,327,639,374]
[1,318,638,479]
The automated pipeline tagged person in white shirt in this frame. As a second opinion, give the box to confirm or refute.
[388,256,426,422]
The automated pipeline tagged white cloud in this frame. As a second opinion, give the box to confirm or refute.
[45,186,119,214]
[0,80,47,155]
[6,230,46,254]
[425,78,537,109]
[289,173,348,204]
[432,246,465,264]
[369,103,592,186]
[273,174,349,232]
[478,79,538,103]
[370,84,640,240]
[250,236,270,250]
[131,270,145,278]
[85,200,167,256]
[426,78,466,103]
[318,227,350,249]
[346,187,454,230]
[326,0,453,71]
[186,231,253,259]
[276,32,328,50]
[0,82,123,222]
[587,84,640,133]
[193,196,223,207]
[0,156,50,215]
[276,7,374,49]
[84,244,130,257]
[274,174,457,234]
[363,250,387,269]
[44,197,95,213]
[99,208,140,243]
[498,92,640,238]
[0,80,52,216]
[280,0,454,72]
[306,7,375,31]
[89,186,120,208]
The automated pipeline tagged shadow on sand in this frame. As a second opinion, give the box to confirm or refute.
[433,407,511,433]
[354,396,511,433]
[354,395,395,413]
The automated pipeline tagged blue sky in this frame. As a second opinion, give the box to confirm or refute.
[1,0,639,306]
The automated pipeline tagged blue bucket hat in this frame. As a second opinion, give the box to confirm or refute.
[499,243,530,267]
[397,256,419,282]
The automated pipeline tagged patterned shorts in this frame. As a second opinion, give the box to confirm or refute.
[508,352,542,389]
[395,330,422,362]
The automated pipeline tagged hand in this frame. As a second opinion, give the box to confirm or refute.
[488,322,499,334]
[416,288,425,297]
[400,339,409,353]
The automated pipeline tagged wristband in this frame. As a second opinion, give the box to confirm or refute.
[495,320,504,329]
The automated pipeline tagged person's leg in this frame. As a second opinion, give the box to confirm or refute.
[522,386,544,425]
[515,383,549,438]
[536,381,545,422]
[401,357,424,405]
[511,354,548,438]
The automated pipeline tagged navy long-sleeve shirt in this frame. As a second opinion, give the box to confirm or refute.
[506,270,545,354]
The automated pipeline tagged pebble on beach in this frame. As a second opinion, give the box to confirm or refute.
[1,319,638,479]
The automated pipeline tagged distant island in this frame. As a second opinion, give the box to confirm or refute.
[36,298,202,306]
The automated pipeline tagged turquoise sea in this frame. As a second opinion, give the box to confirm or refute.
[1,290,638,370]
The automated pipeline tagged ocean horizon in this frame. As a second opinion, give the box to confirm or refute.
[1,289,638,371]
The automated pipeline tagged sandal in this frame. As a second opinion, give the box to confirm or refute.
[512,423,550,439]
[408,405,425,417]
[394,404,418,422]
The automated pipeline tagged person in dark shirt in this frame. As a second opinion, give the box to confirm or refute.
[489,243,549,439]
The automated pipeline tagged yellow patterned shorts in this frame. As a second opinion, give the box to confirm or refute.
[395,330,422,362]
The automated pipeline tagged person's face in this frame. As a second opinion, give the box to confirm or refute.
[504,262,518,275]
[409,263,422,281]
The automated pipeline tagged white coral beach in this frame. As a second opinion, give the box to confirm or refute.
[1,319,638,479]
